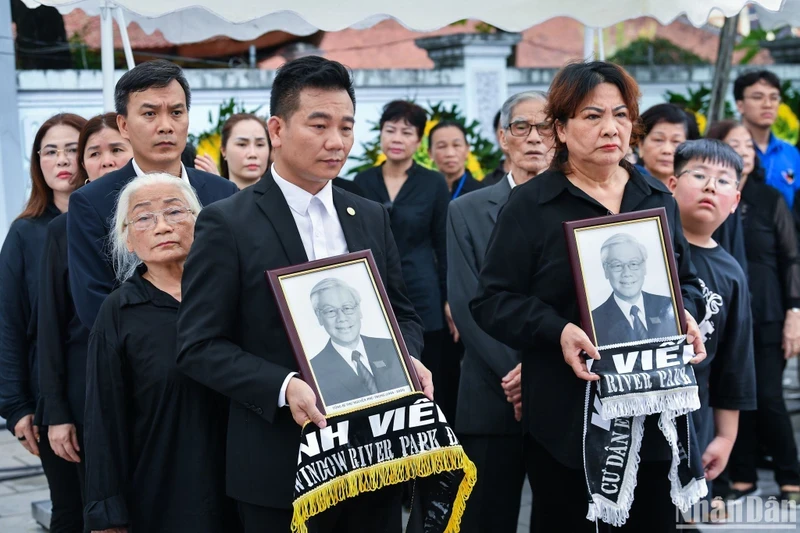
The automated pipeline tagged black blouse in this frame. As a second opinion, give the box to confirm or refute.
[37,213,89,426]
[740,177,800,325]
[84,269,234,532]
[471,168,704,469]
[0,203,61,434]
[354,163,450,332]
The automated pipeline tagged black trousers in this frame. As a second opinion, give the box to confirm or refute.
[421,329,461,424]
[460,434,529,533]
[728,330,800,487]
[238,484,402,533]
[524,435,677,533]
[38,425,85,533]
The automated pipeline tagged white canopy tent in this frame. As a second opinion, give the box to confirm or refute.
[0,0,788,238]
[20,0,786,110]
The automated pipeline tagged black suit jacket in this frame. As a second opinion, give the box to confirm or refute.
[446,179,520,435]
[67,160,238,329]
[175,172,423,509]
[591,292,679,347]
[310,336,408,406]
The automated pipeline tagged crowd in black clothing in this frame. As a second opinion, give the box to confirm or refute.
[1,54,800,533]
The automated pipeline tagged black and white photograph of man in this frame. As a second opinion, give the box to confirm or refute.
[585,230,680,346]
[306,277,411,407]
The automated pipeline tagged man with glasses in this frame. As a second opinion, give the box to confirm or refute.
[591,233,679,346]
[445,91,552,533]
[734,70,800,211]
[309,278,408,407]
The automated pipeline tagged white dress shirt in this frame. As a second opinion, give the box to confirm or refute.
[507,172,518,190]
[331,338,373,376]
[273,164,350,407]
[613,293,648,331]
[132,158,190,183]
[271,164,348,261]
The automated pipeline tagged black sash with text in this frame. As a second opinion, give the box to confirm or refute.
[583,336,707,527]
[291,393,476,533]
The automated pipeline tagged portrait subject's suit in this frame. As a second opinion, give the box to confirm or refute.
[446,177,527,533]
[592,291,678,346]
[310,335,407,406]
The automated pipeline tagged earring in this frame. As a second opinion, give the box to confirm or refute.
[84,178,90,185]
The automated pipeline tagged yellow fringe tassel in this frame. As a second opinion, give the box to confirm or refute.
[291,446,477,533]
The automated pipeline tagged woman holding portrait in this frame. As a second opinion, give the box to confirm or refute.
[471,61,707,532]
[83,174,236,533]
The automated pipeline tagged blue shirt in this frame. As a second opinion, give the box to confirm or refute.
[757,133,800,209]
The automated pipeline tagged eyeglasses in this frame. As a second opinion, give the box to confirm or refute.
[678,170,739,192]
[125,206,194,231]
[507,120,553,138]
[38,147,79,160]
[317,304,359,319]
[604,260,644,273]
[744,93,781,105]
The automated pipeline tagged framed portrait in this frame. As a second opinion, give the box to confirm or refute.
[563,208,686,348]
[267,251,421,416]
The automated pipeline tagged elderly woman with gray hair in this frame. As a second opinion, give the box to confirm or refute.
[83,173,237,533]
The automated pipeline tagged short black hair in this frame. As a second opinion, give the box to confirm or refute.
[270,56,355,120]
[379,101,426,139]
[429,120,467,147]
[674,139,744,180]
[493,110,501,131]
[733,70,781,101]
[640,103,688,138]
[683,109,701,140]
[114,59,191,116]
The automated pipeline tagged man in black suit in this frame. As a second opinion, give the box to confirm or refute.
[591,233,679,346]
[67,60,238,328]
[446,90,551,533]
[175,56,432,533]
[309,278,409,407]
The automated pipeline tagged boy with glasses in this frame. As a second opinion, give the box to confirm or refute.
[667,139,756,502]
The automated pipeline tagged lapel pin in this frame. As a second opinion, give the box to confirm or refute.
[347,207,356,216]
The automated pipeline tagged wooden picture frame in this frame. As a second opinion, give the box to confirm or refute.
[563,207,686,347]
[267,250,421,416]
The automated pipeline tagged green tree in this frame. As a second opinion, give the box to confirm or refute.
[609,37,709,66]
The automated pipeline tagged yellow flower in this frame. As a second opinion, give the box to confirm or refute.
[693,112,707,137]
[466,152,484,180]
[773,102,800,146]
[424,120,439,137]
[374,153,387,166]
[196,133,222,171]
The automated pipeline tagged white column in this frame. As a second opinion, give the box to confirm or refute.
[0,0,25,239]
[416,33,520,143]
[101,2,115,111]
[584,26,596,61]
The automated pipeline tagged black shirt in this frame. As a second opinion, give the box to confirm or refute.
[740,177,800,325]
[711,209,748,276]
[482,164,507,186]
[688,244,757,453]
[471,167,704,469]
[37,213,89,426]
[355,163,450,331]
[0,203,61,434]
[84,270,234,532]
[449,171,484,200]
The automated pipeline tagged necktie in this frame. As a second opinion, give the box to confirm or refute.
[352,350,378,395]
[630,305,648,340]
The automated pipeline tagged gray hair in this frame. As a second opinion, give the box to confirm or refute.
[110,172,202,283]
[499,91,548,129]
[310,277,361,312]
[600,233,648,265]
